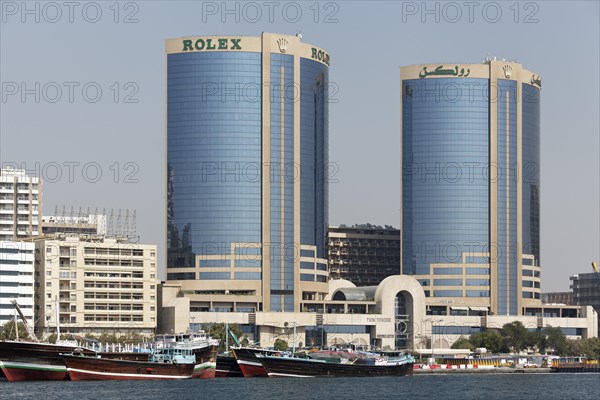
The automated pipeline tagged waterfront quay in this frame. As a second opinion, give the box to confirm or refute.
[414,366,552,374]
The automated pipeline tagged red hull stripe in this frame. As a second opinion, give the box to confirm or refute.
[67,368,191,380]
[238,363,268,377]
[0,362,68,382]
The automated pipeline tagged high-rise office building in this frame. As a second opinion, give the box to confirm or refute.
[401,60,541,316]
[165,33,329,312]
[0,167,41,241]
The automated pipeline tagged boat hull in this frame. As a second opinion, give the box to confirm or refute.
[238,360,268,378]
[0,341,94,382]
[0,360,68,381]
[191,344,218,379]
[215,355,243,377]
[62,355,195,381]
[192,361,217,378]
[259,356,414,378]
[232,348,271,377]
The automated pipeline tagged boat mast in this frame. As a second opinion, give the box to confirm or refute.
[14,306,19,341]
[55,296,61,341]
[225,322,229,352]
[292,320,296,353]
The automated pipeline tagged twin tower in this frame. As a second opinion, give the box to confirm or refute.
[166,33,541,316]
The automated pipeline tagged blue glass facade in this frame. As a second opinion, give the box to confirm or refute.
[300,58,329,260]
[496,79,518,315]
[167,52,262,270]
[166,37,329,312]
[402,65,541,314]
[269,53,295,311]
[522,83,540,265]
[402,78,490,279]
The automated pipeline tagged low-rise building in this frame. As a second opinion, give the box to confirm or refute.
[41,214,107,236]
[159,275,598,350]
[34,234,157,338]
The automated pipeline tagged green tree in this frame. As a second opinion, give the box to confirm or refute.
[526,330,546,353]
[119,331,144,344]
[98,333,118,343]
[274,338,288,351]
[47,333,58,344]
[470,330,503,353]
[204,323,244,352]
[451,336,474,350]
[500,322,529,353]
[0,320,29,341]
[46,333,76,344]
[580,337,600,359]
[566,339,583,357]
[544,326,568,355]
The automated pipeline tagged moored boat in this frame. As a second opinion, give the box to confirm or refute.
[257,352,415,378]
[155,331,219,379]
[0,341,96,382]
[231,347,282,377]
[62,347,196,381]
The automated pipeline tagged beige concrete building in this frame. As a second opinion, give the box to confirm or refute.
[159,274,597,350]
[34,234,157,338]
[401,60,542,316]
[42,214,107,236]
[0,167,41,241]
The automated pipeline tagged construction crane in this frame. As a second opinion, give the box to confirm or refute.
[10,300,38,342]
[592,261,600,285]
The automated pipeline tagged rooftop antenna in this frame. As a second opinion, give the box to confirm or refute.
[132,210,137,237]
[107,209,114,235]
[124,210,130,237]
[116,209,122,236]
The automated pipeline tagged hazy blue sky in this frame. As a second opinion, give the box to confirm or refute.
[1,1,598,291]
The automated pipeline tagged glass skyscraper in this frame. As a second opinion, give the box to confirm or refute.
[401,60,541,316]
[166,33,329,312]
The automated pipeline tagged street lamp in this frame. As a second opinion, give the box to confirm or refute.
[425,318,443,364]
